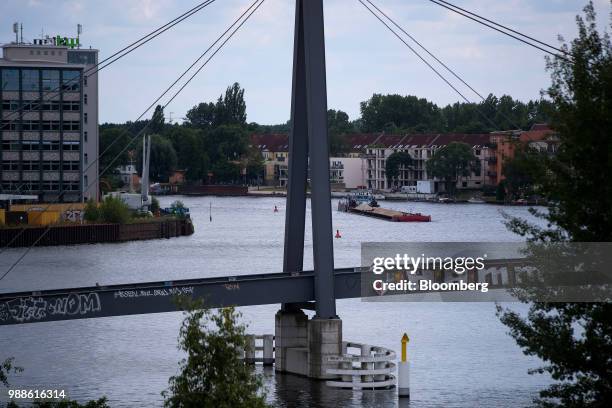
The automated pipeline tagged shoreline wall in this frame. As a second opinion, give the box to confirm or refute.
[0,218,194,248]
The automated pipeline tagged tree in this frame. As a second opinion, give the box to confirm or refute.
[138,134,178,182]
[359,93,442,132]
[328,109,353,155]
[185,102,217,129]
[502,147,547,199]
[215,82,247,126]
[162,299,268,408]
[385,151,413,186]
[498,3,612,406]
[168,127,209,182]
[426,142,479,196]
[205,125,249,163]
[211,159,241,184]
[150,105,166,134]
[99,128,132,170]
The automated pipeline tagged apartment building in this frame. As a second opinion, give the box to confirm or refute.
[0,35,99,202]
[364,133,495,191]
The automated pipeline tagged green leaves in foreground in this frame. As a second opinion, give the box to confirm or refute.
[162,298,269,408]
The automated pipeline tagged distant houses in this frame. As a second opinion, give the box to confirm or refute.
[250,124,558,192]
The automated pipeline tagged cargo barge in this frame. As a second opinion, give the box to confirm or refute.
[338,200,431,222]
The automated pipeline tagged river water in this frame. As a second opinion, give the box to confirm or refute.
[0,196,551,407]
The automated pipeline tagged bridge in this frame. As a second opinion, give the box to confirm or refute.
[0,0,564,380]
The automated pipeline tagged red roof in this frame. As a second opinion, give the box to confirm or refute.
[250,133,289,152]
[250,132,492,152]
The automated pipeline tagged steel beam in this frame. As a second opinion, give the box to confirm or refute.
[0,268,361,326]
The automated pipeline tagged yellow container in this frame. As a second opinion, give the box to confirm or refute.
[27,211,60,226]
[0,209,5,225]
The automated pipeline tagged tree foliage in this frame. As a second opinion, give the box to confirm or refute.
[426,142,479,196]
[1,357,22,387]
[385,151,413,185]
[502,147,547,199]
[359,92,553,133]
[162,298,268,408]
[499,3,612,406]
[83,199,100,223]
[99,196,131,224]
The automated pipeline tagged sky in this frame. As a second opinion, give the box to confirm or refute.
[1,0,611,125]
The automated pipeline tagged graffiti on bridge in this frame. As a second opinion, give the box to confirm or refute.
[0,292,101,323]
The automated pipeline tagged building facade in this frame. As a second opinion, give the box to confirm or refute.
[0,37,99,202]
[364,133,495,191]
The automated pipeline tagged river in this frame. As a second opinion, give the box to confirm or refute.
[0,196,551,407]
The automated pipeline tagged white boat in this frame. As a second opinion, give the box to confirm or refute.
[468,197,486,204]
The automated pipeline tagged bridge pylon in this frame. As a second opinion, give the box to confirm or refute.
[277,0,342,380]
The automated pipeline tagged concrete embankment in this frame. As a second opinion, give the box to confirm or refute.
[0,218,194,248]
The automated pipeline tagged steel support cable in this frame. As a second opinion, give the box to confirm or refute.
[434,0,569,56]
[427,0,573,63]
[364,0,525,131]
[357,0,500,131]
[1,0,218,122]
[0,0,265,278]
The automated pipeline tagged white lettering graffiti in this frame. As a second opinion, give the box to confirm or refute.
[0,293,101,323]
[64,210,83,222]
[113,286,194,299]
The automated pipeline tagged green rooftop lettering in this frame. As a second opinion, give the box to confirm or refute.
[55,35,79,49]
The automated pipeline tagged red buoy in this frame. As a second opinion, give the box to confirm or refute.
[335,229,342,238]
[274,205,279,213]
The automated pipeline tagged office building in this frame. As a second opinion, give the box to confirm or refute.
[1,32,98,202]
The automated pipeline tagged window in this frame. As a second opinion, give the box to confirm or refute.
[84,94,88,105]
[62,121,80,131]
[63,161,79,171]
[62,101,79,111]
[67,51,96,64]
[84,113,87,123]
[22,121,40,131]
[42,161,60,171]
[41,141,60,151]
[65,181,80,191]
[84,75,87,86]
[22,140,40,150]
[42,101,60,111]
[23,161,40,171]
[42,70,60,91]
[84,131,88,142]
[62,70,80,92]
[22,69,39,92]
[1,100,19,111]
[1,141,19,150]
[42,121,60,131]
[41,181,60,191]
[63,141,80,151]
[1,69,19,91]
[1,161,19,171]
[1,120,18,131]
[84,153,88,165]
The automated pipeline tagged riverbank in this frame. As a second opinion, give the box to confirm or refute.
[0,217,194,248]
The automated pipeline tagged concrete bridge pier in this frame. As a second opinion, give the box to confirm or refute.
[275,309,342,380]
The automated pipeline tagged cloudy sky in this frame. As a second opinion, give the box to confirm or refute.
[2,0,610,124]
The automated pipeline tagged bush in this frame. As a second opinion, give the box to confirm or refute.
[83,199,100,223]
[151,197,160,213]
[170,200,185,210]
[99,196,131,224]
